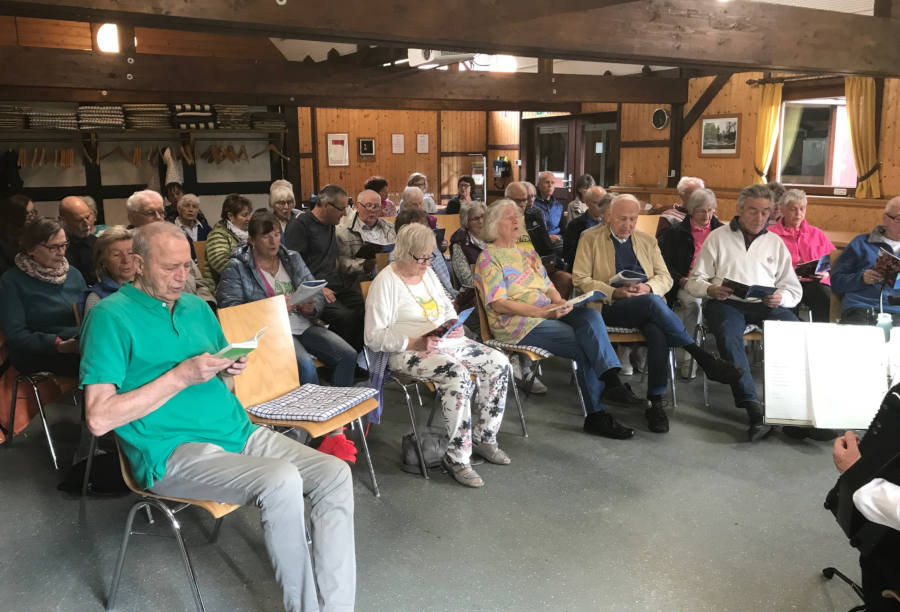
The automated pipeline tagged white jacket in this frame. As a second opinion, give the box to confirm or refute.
[685,220,802,308]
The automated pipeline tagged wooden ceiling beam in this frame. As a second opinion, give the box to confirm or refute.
[0,0,899,76]
[0,45,687,105]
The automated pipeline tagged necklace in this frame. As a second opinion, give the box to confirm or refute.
[256,255,280,276]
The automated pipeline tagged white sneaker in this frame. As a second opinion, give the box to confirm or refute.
[617,345,634,375]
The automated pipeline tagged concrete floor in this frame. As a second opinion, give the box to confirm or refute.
[0,359,864,612]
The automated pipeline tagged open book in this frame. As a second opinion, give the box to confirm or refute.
[794,254,831,279]
[722,278,776,300]
[874,248,900,286]
[609,270,647,287]
[426,307,474,338]
[354,242,395,259]
[547,290,607,311]
[213,327,267,360]
[289,279,327,306]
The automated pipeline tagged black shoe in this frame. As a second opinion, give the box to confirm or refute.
[782,426,838,442]
[645,400,669,433]
[601,383,649,408]
[696,353,743,385]
[583,411,634,439]
[739,400,773,443]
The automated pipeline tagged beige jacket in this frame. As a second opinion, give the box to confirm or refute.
[572,225,673,308]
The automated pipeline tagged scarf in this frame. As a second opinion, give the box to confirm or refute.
[226,220,249,243]
[15,252,69,284]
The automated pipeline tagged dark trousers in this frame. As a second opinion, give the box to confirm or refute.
[861,535,900,611]
[601,294,694,397]
[321,285,366,352]
[703,299,798,404]
[797,280,832,323]
[841,307,900,326]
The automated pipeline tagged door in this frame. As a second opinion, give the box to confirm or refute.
[579,120,618,188]
[535,121,574,204]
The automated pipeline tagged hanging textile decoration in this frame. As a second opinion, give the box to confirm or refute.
[753,82,783,184]
[845,76,882,199]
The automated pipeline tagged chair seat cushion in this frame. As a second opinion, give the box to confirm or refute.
[606,326,642,334]
[247,384,377,422]
[484,339,553,359]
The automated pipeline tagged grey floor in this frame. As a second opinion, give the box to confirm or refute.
[0,358,864,612]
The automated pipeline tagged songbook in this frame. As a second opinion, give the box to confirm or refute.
[794,254,831,279]
[609,270,647,287]
[213,327,268,360]
[289,280,327,306]
[354,242,395,259]
[722,278,777,300]
[873,248,900,286]
[426,307,474,338]
[547,290,607,311]
[763,321,891,429]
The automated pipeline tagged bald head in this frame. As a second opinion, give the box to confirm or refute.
[583,186,610,221]
[59,196,93,237]
[883,197,900,241]
[677,176,705,206]
[504,182,529,211]
[607,194,641,239]
[356,189,382,226]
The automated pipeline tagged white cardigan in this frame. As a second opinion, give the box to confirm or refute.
[685,223,802,308]
[364,264,457,353]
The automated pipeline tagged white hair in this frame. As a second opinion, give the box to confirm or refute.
[676,176,705,196]
[269,179,294,205]
[399,186,424,210]
[126,189,163,213]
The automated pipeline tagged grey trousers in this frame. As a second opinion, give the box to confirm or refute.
[150,427,356,612]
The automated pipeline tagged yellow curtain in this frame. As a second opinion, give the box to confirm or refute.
[845,76,881,199]
[753,83,783,184]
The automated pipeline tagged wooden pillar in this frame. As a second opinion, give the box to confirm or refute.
[284,105,302,193]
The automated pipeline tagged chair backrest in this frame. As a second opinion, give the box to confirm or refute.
[382,216,396,224]
[217,295,299,408]
[473,286,495,342]
[360,280,372,301]
[435,214,461,239]
[375,251,390,272]
[194,240,207,271]
[635,214,659,237]
[72,302,82,327]
[830,249,843,322]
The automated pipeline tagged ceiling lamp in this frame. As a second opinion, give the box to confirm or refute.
[96,23,119,53]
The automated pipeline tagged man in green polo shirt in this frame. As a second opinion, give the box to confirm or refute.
[79,222,355,612]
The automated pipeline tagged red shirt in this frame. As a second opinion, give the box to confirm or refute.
[768,220,835,284]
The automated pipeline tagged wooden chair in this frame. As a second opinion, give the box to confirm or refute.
[607,325,679,409]
[107,439,240,612]
[696,313,763,408]
[193,239,207,272]
[375,251,390,272]
[217,296,380,496]
[829,249,843,322]
[435,214,462,240]
[635,214,660,236]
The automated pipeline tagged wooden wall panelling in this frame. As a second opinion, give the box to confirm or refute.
[0,16,17,45]
[133,27,284,60]
[619,147,669,187]
[299,158,315,198]
[487,147,521,199]
[440,155,477,197]
[297,106,313,153]
[681,72,763,188]
[441,111,485,152]
[581,103,618,113]
[487,111,520,147]
[315,108,437,198]
[879,78,900,196]
[620,103,671,141]
[15,17,91,50]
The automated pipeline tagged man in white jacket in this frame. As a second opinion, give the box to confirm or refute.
[686,184,802,442]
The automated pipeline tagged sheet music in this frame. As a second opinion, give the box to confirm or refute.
[764,321,813,424]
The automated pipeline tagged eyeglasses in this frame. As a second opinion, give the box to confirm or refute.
[359,201,381,211]
[469,215,484,222]
[40,241,69,253]
[886,212,900,222]
[510,197,528,204]
[327,201,347,213]
[273,200,294,207]
[139,208,165,218]
[409,251,435,264]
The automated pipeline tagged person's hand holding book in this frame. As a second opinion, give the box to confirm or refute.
[706,284,734,300]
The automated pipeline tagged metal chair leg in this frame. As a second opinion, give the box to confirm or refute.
[570,360,588,418]
[668,349,678,409]
[81,434,98,496]
[4,374,18,448]
[107,500,144,610]
[26,376,59,470]
[156,499,206,612]
[354,416,380,497]
[506,366,528,437]
[400,385,429,479]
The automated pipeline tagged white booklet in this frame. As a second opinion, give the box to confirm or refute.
[289,279,327,306]
[547,290,607,311]
[609,270,647,287]
[213,327,268,360]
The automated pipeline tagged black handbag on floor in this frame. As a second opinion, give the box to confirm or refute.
[400,427,448,475]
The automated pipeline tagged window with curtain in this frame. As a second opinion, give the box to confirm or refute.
[777,97,857,191]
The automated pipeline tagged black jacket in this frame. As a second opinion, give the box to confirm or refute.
[659,215,723,304]
[65,231,98,285]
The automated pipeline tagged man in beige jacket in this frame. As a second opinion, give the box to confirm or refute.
[573,194,741,434]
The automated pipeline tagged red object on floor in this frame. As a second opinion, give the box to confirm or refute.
[317,433,358,464]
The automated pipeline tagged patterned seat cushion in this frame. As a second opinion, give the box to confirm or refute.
[484,339,553,359]
[247,384,377,422]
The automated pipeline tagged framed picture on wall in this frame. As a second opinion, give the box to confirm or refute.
[358,137,375,157]
[699,114,741,157]
[326,133,349,166]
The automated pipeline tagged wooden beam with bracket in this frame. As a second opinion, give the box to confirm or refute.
[1,0,900,75]
[0,45,687,107]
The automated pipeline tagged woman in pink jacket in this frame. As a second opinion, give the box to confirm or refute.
[768,188,835,322]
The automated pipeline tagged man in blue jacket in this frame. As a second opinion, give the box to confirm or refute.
[832,197,900,325]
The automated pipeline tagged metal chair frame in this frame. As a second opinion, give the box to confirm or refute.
[4,371,77,471]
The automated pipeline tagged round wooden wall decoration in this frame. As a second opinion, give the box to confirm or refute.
[651,108,669,130]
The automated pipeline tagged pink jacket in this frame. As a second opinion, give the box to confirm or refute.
[768,220,835,284]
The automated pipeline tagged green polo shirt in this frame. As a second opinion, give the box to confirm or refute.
[79,283,256,489]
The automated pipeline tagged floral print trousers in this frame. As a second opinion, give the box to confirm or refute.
[389,338,510,465]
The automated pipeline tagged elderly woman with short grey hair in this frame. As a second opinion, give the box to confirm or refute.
[768,188,835,322]
[660,187,724,378]
[173,193,211,243]
[80,225,135,317]
[365,222,511,488]
[450,200,487,289]
[269,179,300,238]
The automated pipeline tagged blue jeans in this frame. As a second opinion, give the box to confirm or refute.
[703,299,798,404]
[602,294,694,397]
[519,307,620,414]
[293,325,358,387]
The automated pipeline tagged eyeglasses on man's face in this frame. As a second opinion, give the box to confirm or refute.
[139,208,165,218]
[885,212,900,223]
[409,251,435,264]
[327,201,347,213]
